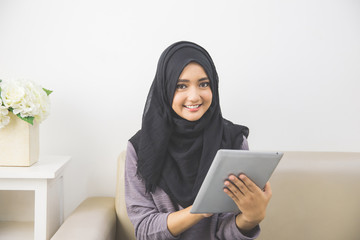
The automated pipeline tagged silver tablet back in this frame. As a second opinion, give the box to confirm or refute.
[191,150,283,213]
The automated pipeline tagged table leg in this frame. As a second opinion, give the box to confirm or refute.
[34,180,48,240]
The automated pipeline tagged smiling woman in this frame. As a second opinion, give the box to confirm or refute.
[124,41,271,240]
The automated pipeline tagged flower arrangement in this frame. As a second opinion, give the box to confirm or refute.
[0,79,52,129]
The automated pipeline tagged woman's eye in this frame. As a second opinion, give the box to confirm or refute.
[176,84,187,89]
[199,82,210,88]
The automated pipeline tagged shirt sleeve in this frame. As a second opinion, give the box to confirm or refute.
[215,213,260,239]
[241,136,249,150]
[124,142,179,240]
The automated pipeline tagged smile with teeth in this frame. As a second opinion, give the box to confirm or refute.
[184,104,202,109]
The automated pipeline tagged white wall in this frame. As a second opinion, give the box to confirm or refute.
[1,0,359,217]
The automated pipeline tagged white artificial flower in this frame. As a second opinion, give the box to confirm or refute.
[23,80,50,123]
[0,79,50,123]
[0,98,10,129]
[1,80,26,111]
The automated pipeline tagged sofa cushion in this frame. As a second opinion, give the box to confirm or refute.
[51,197,116,240]
[258,152,360,240]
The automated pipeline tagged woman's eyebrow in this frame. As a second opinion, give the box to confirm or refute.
[178,79,190,82]
[178,77,209,82]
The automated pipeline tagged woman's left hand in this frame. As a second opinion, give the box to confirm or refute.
[224,174,272,231]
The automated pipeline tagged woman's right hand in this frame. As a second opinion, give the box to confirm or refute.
[167,206,212,237]
[201,212,213,218]
[167,205,214,237]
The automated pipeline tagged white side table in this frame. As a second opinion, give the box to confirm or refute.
[0,156,70,240]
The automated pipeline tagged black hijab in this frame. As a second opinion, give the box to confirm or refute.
[130,41,249,208]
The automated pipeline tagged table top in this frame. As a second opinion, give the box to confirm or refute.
[0,156,71,179]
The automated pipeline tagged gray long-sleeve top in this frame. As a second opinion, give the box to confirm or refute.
[124,139,260,240]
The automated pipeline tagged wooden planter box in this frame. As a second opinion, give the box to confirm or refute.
[0,113,39,166]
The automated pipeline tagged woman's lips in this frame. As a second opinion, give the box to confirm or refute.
[184,104,202,112]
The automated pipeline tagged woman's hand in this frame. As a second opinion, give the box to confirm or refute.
[224,174,272,231]
[167,206,212,237]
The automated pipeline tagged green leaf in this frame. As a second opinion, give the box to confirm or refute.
[43,88,53,96]
[16,114,34,125]
[8,108,34,125]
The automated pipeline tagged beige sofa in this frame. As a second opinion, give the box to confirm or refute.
[51,151,135,240]
[51,151,360,240]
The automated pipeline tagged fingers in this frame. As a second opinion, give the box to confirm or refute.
[224,174,270,199]
[223,187,239,203]
[224,174,250,197]
[224,175,272,220]
[224,177,243,199]
[238,174,256,193]
[202,213,213,218]
[263,182,272,199]
[224,174,263,195]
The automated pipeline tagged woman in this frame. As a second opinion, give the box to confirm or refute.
[125,41,272,239]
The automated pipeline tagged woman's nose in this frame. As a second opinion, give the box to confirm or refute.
[187,87,200,102]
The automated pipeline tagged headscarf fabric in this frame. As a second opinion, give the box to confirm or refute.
[130,41,249,208]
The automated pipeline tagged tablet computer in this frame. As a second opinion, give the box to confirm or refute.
[190,149,283,214]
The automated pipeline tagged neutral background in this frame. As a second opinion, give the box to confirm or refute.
[0,0,359,218]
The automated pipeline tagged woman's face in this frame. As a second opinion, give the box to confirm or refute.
[172,62,213,121]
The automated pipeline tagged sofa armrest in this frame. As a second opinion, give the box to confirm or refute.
[51,197,116,240]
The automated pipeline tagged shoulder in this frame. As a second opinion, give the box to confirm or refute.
[222,118,250,149]
[129,130,141,153]
[241,136,249,150]
[223,118,249,138]
[126,141,138,166]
